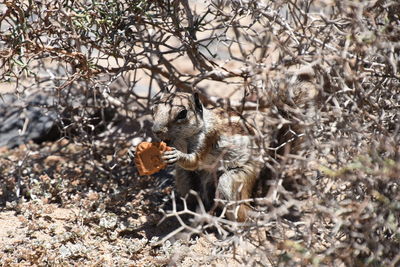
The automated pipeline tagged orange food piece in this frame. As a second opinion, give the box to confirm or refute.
[134,142,172,176]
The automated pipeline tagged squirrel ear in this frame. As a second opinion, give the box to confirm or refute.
[193,92,203,116]
[151,93,162,106]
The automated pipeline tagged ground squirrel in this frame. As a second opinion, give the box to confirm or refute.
[151,92,263,222]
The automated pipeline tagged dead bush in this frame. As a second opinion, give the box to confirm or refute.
[0,0,399,266]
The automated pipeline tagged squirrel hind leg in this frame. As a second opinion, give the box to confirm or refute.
[216,166,259,222]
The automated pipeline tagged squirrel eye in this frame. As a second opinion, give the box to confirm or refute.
[176,109,187,120]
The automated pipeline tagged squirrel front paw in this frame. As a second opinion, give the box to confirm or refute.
[162,147,183,164]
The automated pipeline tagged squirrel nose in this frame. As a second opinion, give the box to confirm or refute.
[153,129,162,136]
[152,124,160,134]
[152,124,165,136]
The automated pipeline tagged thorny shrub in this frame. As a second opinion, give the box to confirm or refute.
[0,0,399,266]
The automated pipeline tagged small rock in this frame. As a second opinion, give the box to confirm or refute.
[44,155,65,165]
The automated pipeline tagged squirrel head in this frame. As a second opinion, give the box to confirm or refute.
[151,92,204,144]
